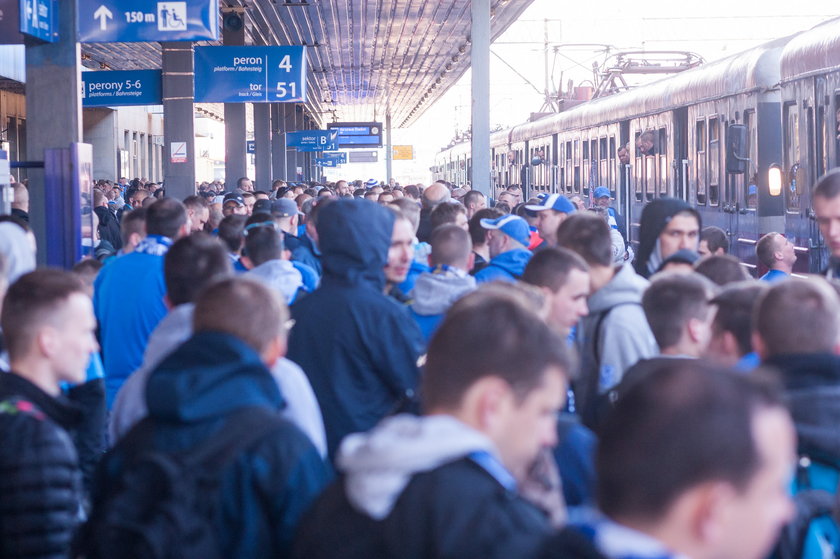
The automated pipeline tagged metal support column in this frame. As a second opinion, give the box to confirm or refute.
[271,104,287,182]
[253,103,271,190]
[385,112,393,183]
[471,0,491,196]
[285,104,298,181]
[223,10,247,191]
[25,0,82,264]
[161,42,196,202]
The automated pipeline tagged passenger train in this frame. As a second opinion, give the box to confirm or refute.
[433,17,840,274]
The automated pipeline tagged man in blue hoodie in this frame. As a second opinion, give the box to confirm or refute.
[93,197,189,407]
[474,214,533,283]
[90,277,330,558]
[287,199,425,460]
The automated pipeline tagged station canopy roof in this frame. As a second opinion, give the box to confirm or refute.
[81,0,535,128]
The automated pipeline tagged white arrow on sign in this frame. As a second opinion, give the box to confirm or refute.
[93,5,113,31]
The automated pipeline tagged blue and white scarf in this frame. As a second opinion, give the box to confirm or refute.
[570,515,688,559]
[133,235,173,256]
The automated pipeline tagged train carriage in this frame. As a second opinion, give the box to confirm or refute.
[434,18,840,274]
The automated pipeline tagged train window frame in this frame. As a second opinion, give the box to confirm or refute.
[582,138,590,195]
[658,128,668,196]
[817,104,827,178]
[708,117,720,206]
[783,102,801,213]
[573,138,581,193]
[609,136,617,194]
[744,109,758,209]
[635,153,644,203]
[600,136,609,194]
[696,119,707,205]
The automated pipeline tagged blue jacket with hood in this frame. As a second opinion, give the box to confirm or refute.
[287,199,425,460]
[93,332,330,559]
[474,248,532,283]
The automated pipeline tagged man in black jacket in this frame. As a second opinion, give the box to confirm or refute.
[0,270,99,559]
[293,290,572,559]
[539,361,795,559]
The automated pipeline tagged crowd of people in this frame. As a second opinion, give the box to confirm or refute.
[3,168,840,559]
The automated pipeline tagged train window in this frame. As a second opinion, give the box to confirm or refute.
[835,94,840,169]
[565,141,573,192]
[783,103,801,212]
[659,128,668,196]
[817,105,827,178]
[696,120,707,205]
[574,139,581,193]
[708,118,720,206]
[646,156,656,201]
[582,140,590,195]
[635,149,643,202]
[600,137,609,192]
[609,136,617,191]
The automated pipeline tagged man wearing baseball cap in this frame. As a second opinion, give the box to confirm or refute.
[222,192,248,217]
[525,194,576,249]
[593,186,625,238]
[474,215,533,283]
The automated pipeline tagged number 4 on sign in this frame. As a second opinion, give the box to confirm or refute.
[278,55,292,71]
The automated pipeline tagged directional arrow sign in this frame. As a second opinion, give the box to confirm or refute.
[93,4,112,30]
[18,0,57,42]
[78,0,218,43]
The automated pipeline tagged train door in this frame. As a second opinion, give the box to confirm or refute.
[811,77,831,272]
[674,108,689,201]
[782,86,810,273]
[619,121,631,242]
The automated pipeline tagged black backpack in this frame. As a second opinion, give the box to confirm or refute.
[75,407,284,559]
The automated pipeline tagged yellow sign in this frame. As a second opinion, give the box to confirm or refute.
[393,145,413,160]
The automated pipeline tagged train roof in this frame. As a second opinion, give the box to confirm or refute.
[510,35,792,143]
[780,17,840,82]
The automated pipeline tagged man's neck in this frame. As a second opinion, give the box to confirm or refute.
[8,358,60,397]
[589,264,616,293]
[474,244,489,261]
[772,262,793,275]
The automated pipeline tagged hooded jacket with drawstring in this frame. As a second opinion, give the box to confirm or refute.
[292,414,551,559]
[287,199,425,460]
[633,198,701,279]
[409,267,477,342]
[575,263,657,428]
[474,248,532,283]
[92,331,330,559]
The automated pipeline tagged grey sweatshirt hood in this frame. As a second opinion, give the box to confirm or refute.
[587,263,650,315]
[245,259,302,303]
[410,268,477,316]
[337,414,496,520]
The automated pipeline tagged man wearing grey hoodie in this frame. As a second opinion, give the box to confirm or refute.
[557,213,657,430]
[293,291,572,559]
[409,224,477,343]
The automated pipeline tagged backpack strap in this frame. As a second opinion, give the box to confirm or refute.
[118,407,286,473]
[184,407,286,471]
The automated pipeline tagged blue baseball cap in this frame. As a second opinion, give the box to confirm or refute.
[524,193,576,214]
[480,215,531,246]
[593,186,611,199]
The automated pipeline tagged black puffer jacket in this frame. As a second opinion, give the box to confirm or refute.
[0,372,83,559]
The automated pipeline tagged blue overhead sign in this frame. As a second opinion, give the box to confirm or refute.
[193,46,307,104]
[321,152,346,164]
[246,140,255,154]
[77,0,219,43]
[327,122,383,148]
[81,70,162,107]
[287,131,337,152]
[19,0,57,42]
[316,158,337,168]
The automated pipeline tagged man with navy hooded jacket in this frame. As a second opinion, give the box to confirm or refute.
[88,278,329,559]
[288,199,425,460]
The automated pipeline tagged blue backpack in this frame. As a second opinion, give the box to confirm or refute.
[773,454,840,559]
